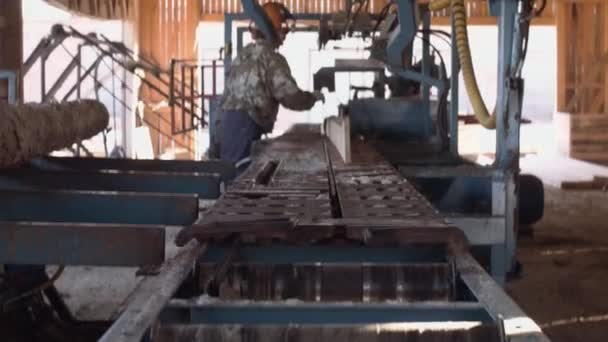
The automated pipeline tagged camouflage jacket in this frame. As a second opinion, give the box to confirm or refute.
[221,40,317,133]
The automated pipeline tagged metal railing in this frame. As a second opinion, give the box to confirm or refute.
[169,58,224,135]
[23,24,225,157]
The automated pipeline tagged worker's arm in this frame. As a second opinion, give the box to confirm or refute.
[267,52,321,111]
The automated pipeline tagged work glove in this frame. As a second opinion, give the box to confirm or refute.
[313,90,325,104]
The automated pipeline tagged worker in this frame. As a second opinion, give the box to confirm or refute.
[217,2,325,173]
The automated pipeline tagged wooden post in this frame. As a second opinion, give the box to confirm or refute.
[130,0,201,158]
[604,2,608,113]
[556,0,570,113]
[0,0,23,103]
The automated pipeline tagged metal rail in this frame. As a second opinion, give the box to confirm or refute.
[0,157,236,340]
[97,128,549,342]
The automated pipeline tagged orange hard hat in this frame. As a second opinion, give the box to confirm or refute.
[262,2,295,36]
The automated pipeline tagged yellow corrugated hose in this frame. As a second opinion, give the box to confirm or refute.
[428,0,450,11]
[429,0,496,129]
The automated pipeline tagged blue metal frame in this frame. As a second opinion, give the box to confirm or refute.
[224,12,330,78]
[220,0,528,284]
[160,302,493,325]
[0,69,17,104]
[28,157,236,183]
[151,244,549,341]
[449,16,461,155]
[0,158,228,267]
[0,168,222,199]
[96,3,547,341]
[386,0,417,68]
[0,222,165,266]
[0,190,199,226]
[201,245,447,264]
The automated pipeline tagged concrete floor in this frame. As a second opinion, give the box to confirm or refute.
[53,226,185,321]
[508,187,608,341]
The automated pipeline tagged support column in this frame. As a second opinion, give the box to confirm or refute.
[0,0,23,103]
[129,0,201,159]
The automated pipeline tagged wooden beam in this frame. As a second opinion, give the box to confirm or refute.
[0,0,23,103]
[202,12,555,26]
[604,2,608,113]
[131,0,199,158]
[431,16,555,26]
[200,0,555,24]
[556,1,570,112]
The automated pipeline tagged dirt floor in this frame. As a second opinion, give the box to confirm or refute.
[507,186,608,341]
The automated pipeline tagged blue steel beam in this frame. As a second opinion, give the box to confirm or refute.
[0,169,221,199]
[0,222,165,266]
[0,190,198,226]
[455,252,550,341]
[160,302,492,325]
[28,157,236,182]
[0,70,17,104]
[201,245,446,264]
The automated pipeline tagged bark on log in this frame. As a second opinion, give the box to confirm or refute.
[0,100,109,167]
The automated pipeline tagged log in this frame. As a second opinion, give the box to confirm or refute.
[0,100,109,168]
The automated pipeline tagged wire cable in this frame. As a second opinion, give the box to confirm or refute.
[2,266,65,312]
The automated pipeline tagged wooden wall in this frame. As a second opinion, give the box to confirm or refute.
[555,0,608,164]
[131,0,200,158]
[0,0,23,103]
[556,0,608,114]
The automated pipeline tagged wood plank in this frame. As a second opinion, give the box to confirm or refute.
[570,136,608,144]
[570,113,608,129]
[582,3,596,112]
[323,115,351,164]
[99,241,206,342]
[571,151,608,161]
[560,180,597,190]
[556,111,608,161]
[558,0,608,114]
[571,146,608,156]
[560,175,608,190]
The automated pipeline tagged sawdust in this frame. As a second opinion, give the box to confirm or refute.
[0,100,109,168]
[507,187,608,342]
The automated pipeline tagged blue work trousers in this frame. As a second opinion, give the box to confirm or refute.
[220,110,264,174]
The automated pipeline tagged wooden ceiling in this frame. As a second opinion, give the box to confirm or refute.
[43,0,134,20]
[43,0,556,25]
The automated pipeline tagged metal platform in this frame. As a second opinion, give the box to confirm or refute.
[99,128,549,342]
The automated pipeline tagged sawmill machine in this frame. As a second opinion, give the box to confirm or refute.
[0,0,549,341]
[110,0,549,341]
[218,0,545,283]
